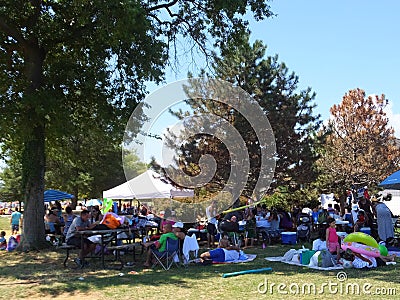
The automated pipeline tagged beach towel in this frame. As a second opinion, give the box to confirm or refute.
[265,256,343,271]
[213,254,257,264]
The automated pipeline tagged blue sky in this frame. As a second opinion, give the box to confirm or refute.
[248,0,400,126]
[142,1,400,163]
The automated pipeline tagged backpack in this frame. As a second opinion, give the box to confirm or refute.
[318,250,335,268]
[282,249,298,262]
[101,213,121,229]
[7,236,18,252]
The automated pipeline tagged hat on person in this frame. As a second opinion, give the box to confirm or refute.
[172,221,184,228]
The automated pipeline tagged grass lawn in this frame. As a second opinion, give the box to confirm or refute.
[0,216,399,300]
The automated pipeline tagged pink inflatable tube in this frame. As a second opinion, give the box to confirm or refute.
[341,241,380,257]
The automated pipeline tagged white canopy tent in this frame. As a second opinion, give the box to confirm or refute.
[379,189,400,216]
[102,170,194,200]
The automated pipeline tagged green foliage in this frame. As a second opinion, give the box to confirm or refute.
[165,33,321,204]
[0,0,274,249]
[316,89,400,194]
[122,151,148,181]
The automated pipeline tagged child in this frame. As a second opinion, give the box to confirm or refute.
[0,231,7,250]
[353,209,367,232]
[244,209,256,248]
[326,217,340,262]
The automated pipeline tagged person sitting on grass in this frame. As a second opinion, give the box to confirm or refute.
[0,231,7,250]
[66,210,99,268]
[142,223,178,268]
[199,237,240,263]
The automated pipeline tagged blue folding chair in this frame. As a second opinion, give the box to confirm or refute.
[151,237,180,270]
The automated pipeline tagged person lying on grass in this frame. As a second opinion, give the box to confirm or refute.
[200,237,240,263]
[344,249,396,269]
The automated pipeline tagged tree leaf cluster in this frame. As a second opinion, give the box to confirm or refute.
[165,34,322,201]
[0,0,274,249]
[317,88,400,194]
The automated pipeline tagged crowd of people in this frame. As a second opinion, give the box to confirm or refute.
[0,189,397,271]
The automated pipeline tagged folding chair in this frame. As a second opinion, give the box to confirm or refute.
[151,237,180,270]
[182,234,199,265]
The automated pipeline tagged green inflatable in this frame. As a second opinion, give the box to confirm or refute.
[379,244,388,256]
[101,198,113,214]
[343,232,379,248]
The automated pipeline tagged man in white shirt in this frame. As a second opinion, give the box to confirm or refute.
[206,200,218,248]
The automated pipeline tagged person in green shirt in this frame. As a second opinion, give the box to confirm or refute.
[143,223,177,267]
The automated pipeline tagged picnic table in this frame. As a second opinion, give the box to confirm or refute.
[74,227,136,269]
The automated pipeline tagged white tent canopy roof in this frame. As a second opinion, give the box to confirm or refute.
[102,170,194,200]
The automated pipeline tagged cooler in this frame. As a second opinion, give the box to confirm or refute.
[281,232,297,245]
[360,227,371,235]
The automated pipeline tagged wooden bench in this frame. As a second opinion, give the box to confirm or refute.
[57,244,78,267]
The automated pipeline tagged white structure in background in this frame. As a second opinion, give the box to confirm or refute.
[378,189,400,217]
[102,169,194,200]
[320,193,336,209]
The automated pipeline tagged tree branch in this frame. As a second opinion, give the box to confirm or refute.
[0,19,26,46]
[146,0,180,13]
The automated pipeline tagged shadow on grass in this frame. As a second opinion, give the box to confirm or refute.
[0,243,398,298]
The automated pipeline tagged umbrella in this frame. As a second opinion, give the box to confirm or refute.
[86,199,102,207]
[44,189,74,202]
[378,169,400,190]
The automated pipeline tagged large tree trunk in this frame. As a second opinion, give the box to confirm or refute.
[17,123,48,251]
[17,38,48,251]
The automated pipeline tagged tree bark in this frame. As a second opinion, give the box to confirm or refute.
[17,36,48,251]
[18,123,48,251]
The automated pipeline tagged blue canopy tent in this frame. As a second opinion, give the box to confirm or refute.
[44,189,74,202]
[379,169,400,190]
[86,199,102,207]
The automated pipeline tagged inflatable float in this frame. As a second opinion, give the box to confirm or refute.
[341,241,380,257]
[343,232,379,248]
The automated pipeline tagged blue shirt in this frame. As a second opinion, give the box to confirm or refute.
[11,211,22,225]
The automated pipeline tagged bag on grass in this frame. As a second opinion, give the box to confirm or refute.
[282,249,298,262]
[308,251,321,267]
[101,213,121,229]
[7,236,18,252]
[318,250,335,268]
